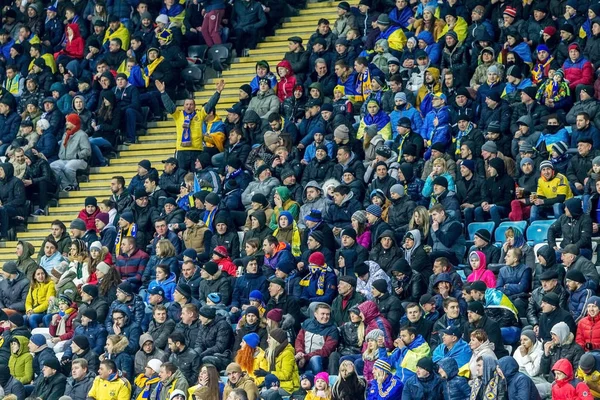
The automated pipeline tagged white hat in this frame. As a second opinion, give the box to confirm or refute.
[156,14,169,25]
[96,262,110,275]
[147,359,163,374]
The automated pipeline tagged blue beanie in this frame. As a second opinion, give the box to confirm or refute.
[249,290,264,303]
[366,204,382,218]
[243,332,260,349]
[265,374,280,388]
[30,334,46,347]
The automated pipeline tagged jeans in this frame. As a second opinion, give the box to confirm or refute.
[176,150,203,173]
[124,108,143,142]
[0,143,9,156]
[89,137,113,166]
[43,313,55,327]
[306,356,325,374]
[233,28,259,55]
[50,159,87,189]
[474,205,508,228]
[211,152,225,169]
[140,91,161,118]
[530,203,564,222]
[26,313,45,329]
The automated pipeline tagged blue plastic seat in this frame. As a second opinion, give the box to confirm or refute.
[495,221,527,244]
[467,222,495,241]
[526,223,551,245]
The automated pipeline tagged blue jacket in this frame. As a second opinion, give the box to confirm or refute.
[438,357,471,400]
[416,31,440,65]
[300,268,337,304]
[390,104,423,137]
[106,350,134,380]
[325,192,362,231]
[250,73,278,95]
[230,272,268,309]
[402,369,444,400]
[147,272,177,302]
[420,106,451,155]
[366,375,404,400]
[570,125,600,148]
[0,38,13,61]
[304,139,334,162]
[0,110,21,144]
[496,263,532,298]
[569,282,593,322]
[35,130,59,163]
[299,115,326,146]
[63,321,107,356]
[143,256,178,286]
[498,356,541,400]
[432,338,472,371]
[389,6,413,29]
[107,0,138,20]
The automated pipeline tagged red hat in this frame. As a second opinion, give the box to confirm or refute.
[65,113,81,131]
[266,308,283,322]
[569,43,580,52]
[213,246,229,258]
[543,26,557,36]
[503,7,517,17]
[308,251,325,266]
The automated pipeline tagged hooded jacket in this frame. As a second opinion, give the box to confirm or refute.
[248,88,279,120]
[551,358,591,400]
[356,261,392,301]
[0,270,29,313]
[295,314,339,360]
[497,260,532,299]
[230,267,268,309]
[276,60,297,102]
[8,336,33,384]
[56,23,84,59]
[0,162,26,216]
[438,357,471,400]
[467,251,496,289]
[369,230,403,274]
[541,324,584,375]
[498,356,541,400]
[402,361,443,399]
[298,181,330,229]
[548,198,592,250]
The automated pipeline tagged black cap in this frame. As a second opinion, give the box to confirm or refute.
[162,157,178,166]
[542,292,560,307]
[467,301,485,316]
[539,269,558,281]
[288,36,302,44]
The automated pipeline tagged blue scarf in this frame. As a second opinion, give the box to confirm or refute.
[181,111,196,147]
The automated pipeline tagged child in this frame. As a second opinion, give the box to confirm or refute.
[536,69,571,111]
[99,199,117,227]
[362,329,383,381]
[332,85,353,116]
[291,373,314,400]
[273,211,301,257]
[68,238,91,286]
[78,196,99,231]
[261,374,290,397]
[305,372,331,400]
[206,293,229,318]
[147,264,176,302]
[46,292,78,353]
[276,60,297,102]
[176,173,195,211]
[466,251,496,288]
[212,246,237,276]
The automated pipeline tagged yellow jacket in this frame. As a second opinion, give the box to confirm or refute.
[269,344,300,394]
[103,23,130,50]
[88,374,132,400]
[247,347,270,386]
[438,16,468,42]
[26,280,56,314]
[378,26,407,52]
[536,173,573,201]
[416,67,441,110]
[576,367,600,398]
[8,336,33,384]
[28,54,57,73]
[172,107,206,151]
[305,390,331,400]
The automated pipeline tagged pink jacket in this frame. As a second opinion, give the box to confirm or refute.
[467,250,497,288]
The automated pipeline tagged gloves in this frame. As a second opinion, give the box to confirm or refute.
[254,369,268,377]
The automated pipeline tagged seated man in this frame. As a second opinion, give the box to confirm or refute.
[50,114,91,191]
[431,325,472,377]
[548,198,592,259]
[429,204,465,265]
[530,160,573,222]
[469,280,518,328]
[294,303,338,374]
[496,247,532,317]
[378,325,430,383]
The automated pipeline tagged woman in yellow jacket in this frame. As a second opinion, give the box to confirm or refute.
[25,266,56,329]
[9,336,33,384]
[265,329,300,394]
[234,332,269,386]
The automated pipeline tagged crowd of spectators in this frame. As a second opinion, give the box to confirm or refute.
[6,0,600,399]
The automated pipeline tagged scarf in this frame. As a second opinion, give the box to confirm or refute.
[454,123,473,155]
[135,375,160,400]
[143,56,164,87]
[56,307,74,336]
[299,264,327,295]
[181,111,196,147]
[115,223,137,255]
[203,208,217,232]
[63,126,77,146]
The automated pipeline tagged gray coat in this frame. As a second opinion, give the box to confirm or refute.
[64,372,95,400]
[298,181,330,229]
[248,89,280,120]
[0,272,29,312]
[58,129,91,161]
[241,176,280,208]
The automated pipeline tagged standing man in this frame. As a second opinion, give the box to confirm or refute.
[156,79,225,172]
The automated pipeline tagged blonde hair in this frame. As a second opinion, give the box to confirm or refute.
[409,206,430,238]
[156,239,175,258]
[432,157,447,169]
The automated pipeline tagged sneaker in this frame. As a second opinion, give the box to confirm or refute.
[123,140,134,146]
[31,208,46,216]
[63,185,76,191]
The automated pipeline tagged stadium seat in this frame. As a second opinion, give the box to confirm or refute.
[526,223,552,245]
[467,222,495,241]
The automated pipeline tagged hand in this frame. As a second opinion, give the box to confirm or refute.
[377,336,386,348]
[113,323,121,335]
[337,256,345,267]
[99,353,106,361]
[23,180,32,187]
[395,286,403,295]
[297,143,305,150]
[155,80,166,93]
[576,182,584,191]
[520,346,528,356]
[332,227,341,236]
[201,9,206,15]
[533,325,539,335]
[298,358,306,368]
[51,314,59,324]
[593,223,598,234]
[230,307,239,314]
[254,368,268,377]
[534,199,544,206]
[264,6,270,11]
[215,79,225,93]
[433,117,438,127]
[295,352,304,360]
[432,220,439,230]
[51,337,60,344]
[394,338,405,348]
[544,341,554,356]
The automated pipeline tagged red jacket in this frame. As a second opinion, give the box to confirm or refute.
[49,307,78,341]
[276,60,297,102]
[576,315,600,351]
[78,208,100,231]
[551,358,593,400]
[357,300,393,350]
[563,54,594,90]
[54,23,84,60]
[217,258,237,276]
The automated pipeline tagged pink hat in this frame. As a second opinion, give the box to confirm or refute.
[315,372,329,384]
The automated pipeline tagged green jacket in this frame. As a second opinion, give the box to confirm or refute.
[8,335,33,384]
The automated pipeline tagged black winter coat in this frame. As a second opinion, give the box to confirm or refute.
[464,314,509,359]
[526,284,569,326]
[31,372,67,400]
[387,196,416,235]
[440,44,469,86]
[301,156,335,186]
[375,293,404,336]
[0,163,26,216]
[193,315,234,359]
